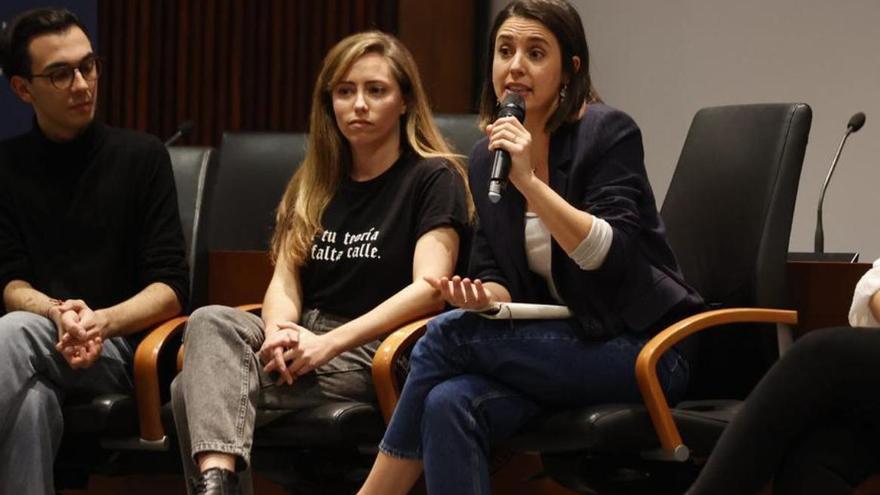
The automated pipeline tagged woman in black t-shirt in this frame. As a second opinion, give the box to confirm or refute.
[171,31,472,494]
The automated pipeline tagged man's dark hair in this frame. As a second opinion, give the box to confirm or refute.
[0,7,87,80]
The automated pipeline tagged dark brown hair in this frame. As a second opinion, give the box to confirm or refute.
[479,0,600,133]
[0,8,87,80]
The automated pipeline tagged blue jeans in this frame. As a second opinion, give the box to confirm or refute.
[0,311,134,495]
[379,309,689,494]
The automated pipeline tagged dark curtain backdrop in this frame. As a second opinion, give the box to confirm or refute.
[96,0,397,146]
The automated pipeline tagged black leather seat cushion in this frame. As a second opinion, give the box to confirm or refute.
[254,401,384,448]
[63,394,138,436]
[159,400,384,449]
[506,400,742,458]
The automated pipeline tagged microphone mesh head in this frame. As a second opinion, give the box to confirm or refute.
[848,112,866,132]
[497,93,526,123]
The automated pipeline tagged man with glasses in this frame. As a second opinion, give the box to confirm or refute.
[0,8,188,493]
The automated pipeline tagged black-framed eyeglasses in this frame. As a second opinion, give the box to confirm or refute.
[30,55,102,90]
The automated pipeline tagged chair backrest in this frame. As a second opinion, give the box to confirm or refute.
[434,113,484,158]
[661,103,812,398]
[199,132,306,305]
[168,146,215,312]
[205,132,308,251]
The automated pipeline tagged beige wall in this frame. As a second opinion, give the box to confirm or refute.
[489,0,880,260]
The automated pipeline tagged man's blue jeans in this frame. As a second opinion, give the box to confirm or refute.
[0,311,133,495]
[379,309,689,494]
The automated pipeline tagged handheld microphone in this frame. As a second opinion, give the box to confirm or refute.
[164,120,195,147]
[488,93,526,203]
[815,112,865,253]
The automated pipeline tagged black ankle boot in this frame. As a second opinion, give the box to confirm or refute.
[192,467,241,495]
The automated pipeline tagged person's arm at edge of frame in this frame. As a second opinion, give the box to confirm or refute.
[850,258,880,328]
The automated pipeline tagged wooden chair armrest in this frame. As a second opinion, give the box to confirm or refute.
[372,316,435,423]
[134,315,189,442]
[636,307,798,460]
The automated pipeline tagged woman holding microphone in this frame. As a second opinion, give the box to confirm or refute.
[359,1,703,493]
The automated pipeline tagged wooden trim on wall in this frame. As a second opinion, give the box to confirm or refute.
[397,0,477,113]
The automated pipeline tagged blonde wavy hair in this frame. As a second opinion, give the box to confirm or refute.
[271,31,474,267]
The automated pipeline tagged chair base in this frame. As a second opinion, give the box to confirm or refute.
[542,452,702,495]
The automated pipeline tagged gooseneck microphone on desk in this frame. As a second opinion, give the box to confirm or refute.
[488,93,526,204]
[815,112,865,254]
[164,120,195,147]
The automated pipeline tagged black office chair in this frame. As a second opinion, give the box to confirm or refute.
[373,103,813,494]
[510,103,813,494]
[55,146,216,487]
[138,117,488,492]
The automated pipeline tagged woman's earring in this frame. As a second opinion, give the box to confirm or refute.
[559,84,568,102]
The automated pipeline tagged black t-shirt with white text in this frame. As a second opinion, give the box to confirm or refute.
[300,150,468,319]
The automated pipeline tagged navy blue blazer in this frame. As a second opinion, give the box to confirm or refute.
[468,104,704,339]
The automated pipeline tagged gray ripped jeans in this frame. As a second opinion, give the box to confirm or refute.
[170,305,378,494]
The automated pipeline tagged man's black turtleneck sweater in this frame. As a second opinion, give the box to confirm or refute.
[0,121,189,331]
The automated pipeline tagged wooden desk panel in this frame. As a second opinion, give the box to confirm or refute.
[208,251,274,307]
[787,260,870,337]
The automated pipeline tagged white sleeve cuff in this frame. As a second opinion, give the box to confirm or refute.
[849,258,880,327]
[568,217,613,270]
